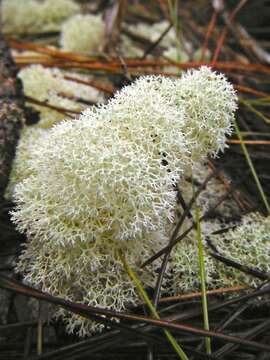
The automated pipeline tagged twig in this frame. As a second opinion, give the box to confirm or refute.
[158,285,248,304]
[200,9,218,61]
[25,95,78,117]
[152,168,220,309]
[227,139,270,145]
[1,275,270,353]
[211,0,248,64]
[142,178,246,268]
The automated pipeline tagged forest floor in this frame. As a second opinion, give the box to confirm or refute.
[0,1,270,359]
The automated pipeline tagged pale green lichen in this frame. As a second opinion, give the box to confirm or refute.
[16,229,167,336]
[123,20,189,60]
[2,0,80,34]
[175,67,237,161]
[5,127,49,200]
[12,78,189,245]
[12,67,237,336]
[123,20,211,62]
[127,21,179,49]
[5,65,104,200]
[170,213,270,295]
[18,65,103,128]
[60,14,104,54]
[170,236,219,294]
[213,212,270,288]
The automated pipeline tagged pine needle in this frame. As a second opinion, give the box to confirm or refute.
[119,251,190,360]
[234,118,270,214]
[194,202,211,354]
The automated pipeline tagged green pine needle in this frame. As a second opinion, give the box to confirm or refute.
[194,202,211,354]
[234,118,270,214]
[119,251,189,360]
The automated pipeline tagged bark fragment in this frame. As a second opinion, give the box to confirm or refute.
[0,33,25,198]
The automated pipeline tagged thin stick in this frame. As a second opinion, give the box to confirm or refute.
[200,9,218,61]
[211,0,248,64]
[63,75,115,95]
[142,179,244,267]
[158,285,248,303]
[152,168,220,308]
[235,84,270,98]
[1,274,270,352]
[227,139,270,145]
[25,95,77,117]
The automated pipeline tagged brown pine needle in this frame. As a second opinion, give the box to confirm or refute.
[158,285,248,304]
[227,139,270,145]
[235,84,270,98]
[63,74,115,94]
[25,95,79,116]
[211,0,248,64]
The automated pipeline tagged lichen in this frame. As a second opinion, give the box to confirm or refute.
[60,14,104,54]
[6,65,104,200]
[170,213,270,295]
[5,127,49,199]
[12,67,237,336]
[2,0,80,34]
[18,65,103,128]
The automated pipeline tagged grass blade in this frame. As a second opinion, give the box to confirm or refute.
[194,201,211,354]
[234,118,270,214]
[119,251,190,360]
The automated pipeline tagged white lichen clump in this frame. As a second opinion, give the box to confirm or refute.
[5,128,49,199]
[175,67,236,161]
[123,21,189,60]
[13,77,189,245]
[17,229,167,336]
[213,213,270,288]
[5,65,104,199]
[12,67,237,336]
[2,0,79,34]
[123,20,211,62]
[127,21,179,49]
[60,14,104,53]
[171,236,219,294]
[19,65,103,128]
[171,213,270,295]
